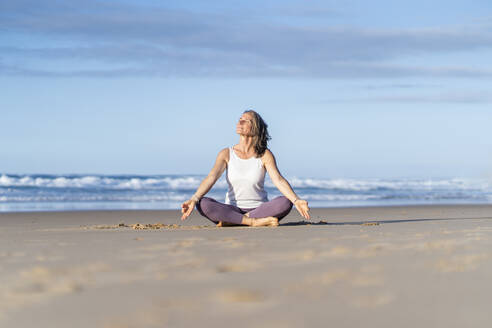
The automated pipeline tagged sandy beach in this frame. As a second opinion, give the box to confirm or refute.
[1,204,492,327]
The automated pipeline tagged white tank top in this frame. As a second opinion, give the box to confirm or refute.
[225,146,268,208]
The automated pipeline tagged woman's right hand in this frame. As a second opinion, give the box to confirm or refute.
[181,199,197,220]
[294,199,311,220]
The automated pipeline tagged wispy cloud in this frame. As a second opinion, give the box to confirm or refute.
[362,83,438,89]
[2,0,492,78]
[365,92,492,104]
[321,91,492,104]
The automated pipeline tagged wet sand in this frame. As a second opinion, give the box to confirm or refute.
[1,205,492,327]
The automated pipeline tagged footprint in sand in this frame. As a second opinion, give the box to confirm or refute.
[285,265,386,302]
[351,268,385,288]
[402,239,460,253]
[101,305,170,328]
[35,255,64,262]
[215,237,245,249]
[290,245,387,262]
[321,246,352,258]
[414,232,431,238]
[128,239,203,260]
[170,257,207,270]
[137,237,201,253]
[292,249,318,261]
[304,266,384,288]
[0,251,26,259]
[355,243,392,258]
[435,253,489,272]
[464,231,486,241]
[215,288,267,303]
[303,269,348,286]
[216,258,262,273]
[348,292,395,308]
[0,263,110,318]
[168,238,204,253]
[350,273,384,287]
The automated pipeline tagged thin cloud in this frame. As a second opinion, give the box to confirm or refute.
[322,91,492,104]
[363,83,438,89]
[367,92,492,104]
[2,0,492,78]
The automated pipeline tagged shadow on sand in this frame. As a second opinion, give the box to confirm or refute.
[279,217,492,227]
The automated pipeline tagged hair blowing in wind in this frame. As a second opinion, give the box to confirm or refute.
[244,110,271,157]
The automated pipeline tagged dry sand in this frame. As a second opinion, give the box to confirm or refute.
[1,205,492,327]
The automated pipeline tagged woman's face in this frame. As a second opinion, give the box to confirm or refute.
[236,113,254,136]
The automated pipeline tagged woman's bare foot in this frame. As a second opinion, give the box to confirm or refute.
[250,216,279,227]
[216,221,242,227]
[217,216,279,227]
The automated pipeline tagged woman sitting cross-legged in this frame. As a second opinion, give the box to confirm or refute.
[180,110,310,227]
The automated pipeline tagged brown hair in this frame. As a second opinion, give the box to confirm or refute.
[243,110,271,157]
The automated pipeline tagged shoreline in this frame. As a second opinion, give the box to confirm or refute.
[2,203,492,224]
[3,202,492,213]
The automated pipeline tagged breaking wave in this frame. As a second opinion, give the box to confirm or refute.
[1,173,491,212]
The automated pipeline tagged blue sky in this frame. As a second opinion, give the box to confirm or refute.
[1,0,492,179]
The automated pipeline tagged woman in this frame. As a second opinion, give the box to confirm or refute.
[181,110,310,227]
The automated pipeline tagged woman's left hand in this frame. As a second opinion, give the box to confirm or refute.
[294,199,311,220]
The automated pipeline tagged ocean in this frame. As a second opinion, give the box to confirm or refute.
[1,173,491,212]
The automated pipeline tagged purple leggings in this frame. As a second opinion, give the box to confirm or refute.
[196,196,293,225]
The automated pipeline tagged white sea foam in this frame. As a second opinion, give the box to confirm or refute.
[287,177,489,191]
[0,174,231,190]
[1,173,491,212]
[0,193,190,202]
[298,194,380,201]
[1,174,489,191]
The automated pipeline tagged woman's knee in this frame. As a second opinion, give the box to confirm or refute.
[275,196,293,220]
[195,197,220,223]
[275,196,293,210]
[196,197,215,214]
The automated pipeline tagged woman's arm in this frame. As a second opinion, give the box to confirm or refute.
[262,149,298,202]
[192,148,229,199]
[181,148,228,220]
[262,149,311,219]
